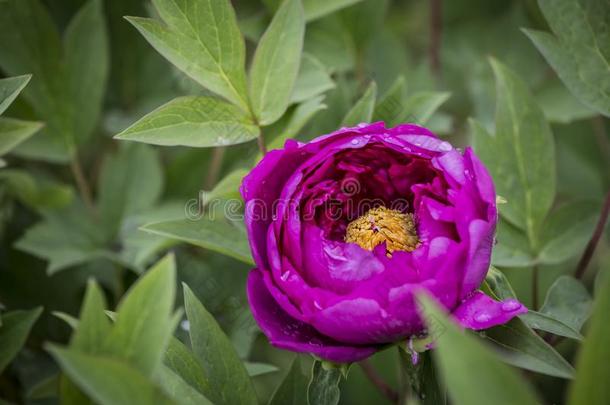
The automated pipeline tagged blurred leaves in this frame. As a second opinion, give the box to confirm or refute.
[126,0,249,111]
[268,358,308,405]
[341,81,377,126]
[0,307,42,373]
[524,0,610,117]
[250,0,305,125]
[0,0,108,161]
[472,59,555,250]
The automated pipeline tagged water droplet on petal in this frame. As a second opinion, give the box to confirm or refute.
[474,312,491,323]
[501,299,521,312]
[439,141,452,152]
[357,123,367,128]
[280,271,290,281]
[351,139,360,145]
[314,301,322,310]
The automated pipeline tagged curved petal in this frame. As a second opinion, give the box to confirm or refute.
[452,291,527,330]
[247,269,378,363]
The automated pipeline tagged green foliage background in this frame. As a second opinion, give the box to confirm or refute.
[0,0,609,404]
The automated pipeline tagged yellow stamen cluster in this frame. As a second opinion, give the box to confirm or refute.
[345,207,420,257]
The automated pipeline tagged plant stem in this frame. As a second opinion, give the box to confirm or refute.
[359,359,399,404]
[429,0,442,80]
[70,154,96,216]
[574,190,610,280]
[532,265,539,310]
[257,132,267,155]
[204,147,226,190]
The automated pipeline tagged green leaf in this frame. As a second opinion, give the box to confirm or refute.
[304,15,356,73]
[492,219,535,268]
[539,276,592,332]
[183,285,258,405]
[0,117,43,157]
[519,311,583,341]
[523,0,610,117]
[0,307,42,373]
[341,81,377,127]
[482,318,575,378]
[398,91,451,126]
[15,200,111,274]
[0,74,31,115]
[0,0,108,161]
[48,347,174,405]
[266,95,327,151]
[269,358,308,405]
[156,365,213,405]
[471,59,556,249]
[126,0,249,111]
[246,362,279,377]
[537,201,599,265]
[417,294,539,405]
[536,81,596,124]
[0,169,72,211]
[291,53,335,104]
[307,361,341,405]
[373,76,406,124]
[116,96,259,147]
[303,0,365,21]
[103,254,177,377]
[203,169,248,204]
[568,266,610,404]
[163,338,210,398]
[97,143,163,238]
[249,0,305,125]
[71,281,111,353]
[141,217,254,265]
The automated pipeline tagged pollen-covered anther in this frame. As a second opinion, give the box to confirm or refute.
[345,206,420,256]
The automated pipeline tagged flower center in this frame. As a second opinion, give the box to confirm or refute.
[345,206,420,256]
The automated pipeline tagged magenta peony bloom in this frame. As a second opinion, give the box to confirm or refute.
[241,122,526,363]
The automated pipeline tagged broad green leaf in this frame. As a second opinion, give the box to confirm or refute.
[103,254,177,377]
[304,16,356,73]
[0,169,72,211]
[0,307,42,373]
[126,0,249,111]
[269,358,308,405]
[540,276,592,332]
[141,217,254,265]
[341,81,377,127]
[203,169,248,205]
[116,96,260,147]
[249,0,305,125]
[417,294,539,405]
[471,59,555,249]
[291,53,335,104]
[492,219,535,268]
[537,201,599,265]
[246,362,279,377]
[163,338,210,397]
[0,117,43,156]
[71,281,111,353]
[15,200,112,274]
[183,285,258,405]
[0,0,108,161]
[536,81,596,124]
[48,347,174,405]
[156,365,213,405]
[568,267,610,404]
[98,144,163,238]
[398,91,451,125]
[523,0,610,117]
[519,311,583,341]
[483,318,575,378]
[266,95,327,151]
[303,0,364,21]
[373,76,406,124]
[307,361,341,405]
[0,74,31,115]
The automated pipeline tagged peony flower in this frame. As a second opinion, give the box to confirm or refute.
[241,122,526,363]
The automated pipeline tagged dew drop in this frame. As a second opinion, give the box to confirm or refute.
[357,123,367,128]
[474,312,491,323]
[180,320,190,332]
[280,271,290,281]
[351,139,360,145]
[501,299,521,312]
[314,301,322,310]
